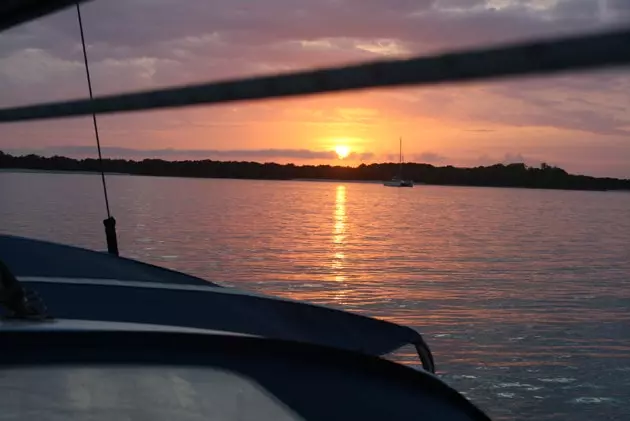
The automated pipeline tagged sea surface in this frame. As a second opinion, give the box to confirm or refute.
[1,171,629,420]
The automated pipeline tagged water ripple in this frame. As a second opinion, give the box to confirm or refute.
[1,174,630,421]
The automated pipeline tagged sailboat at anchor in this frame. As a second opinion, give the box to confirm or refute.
[384,137,414,187]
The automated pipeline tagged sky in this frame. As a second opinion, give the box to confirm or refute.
[0,0,629,177]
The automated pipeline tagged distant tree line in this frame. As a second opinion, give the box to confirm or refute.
[1,150,628,191]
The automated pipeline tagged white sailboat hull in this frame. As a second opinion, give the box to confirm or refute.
[384,180,414,187]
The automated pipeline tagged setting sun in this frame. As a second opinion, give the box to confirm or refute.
[335,145,351,159]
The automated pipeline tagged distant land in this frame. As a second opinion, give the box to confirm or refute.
[1,151,628,191]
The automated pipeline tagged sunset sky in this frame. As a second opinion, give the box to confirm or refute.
[0,0,629,177]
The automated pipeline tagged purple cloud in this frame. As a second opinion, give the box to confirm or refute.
[410,152,447,164]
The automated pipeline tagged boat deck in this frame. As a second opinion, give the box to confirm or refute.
[0,234,216,286]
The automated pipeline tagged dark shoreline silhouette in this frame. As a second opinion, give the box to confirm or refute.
[1,151,628,191]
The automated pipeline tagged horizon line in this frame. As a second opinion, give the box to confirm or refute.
[3,149,627,181]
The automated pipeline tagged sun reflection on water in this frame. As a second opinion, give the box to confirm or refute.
[333,185,346,245]
[332,185,348,302]
[333,185,346,271]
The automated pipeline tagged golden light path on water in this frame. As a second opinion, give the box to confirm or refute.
[332,185,346,294]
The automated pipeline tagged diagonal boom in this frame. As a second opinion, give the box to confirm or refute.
[0,27,628,124]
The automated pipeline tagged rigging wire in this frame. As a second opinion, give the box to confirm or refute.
[76,2,119,256]
[0,26,628,124]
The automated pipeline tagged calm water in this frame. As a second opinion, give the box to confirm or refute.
[1,171,629,420]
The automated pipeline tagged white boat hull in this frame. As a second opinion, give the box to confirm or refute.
[384,180,414,187]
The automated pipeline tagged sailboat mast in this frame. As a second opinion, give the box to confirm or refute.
[399,137,403,178]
